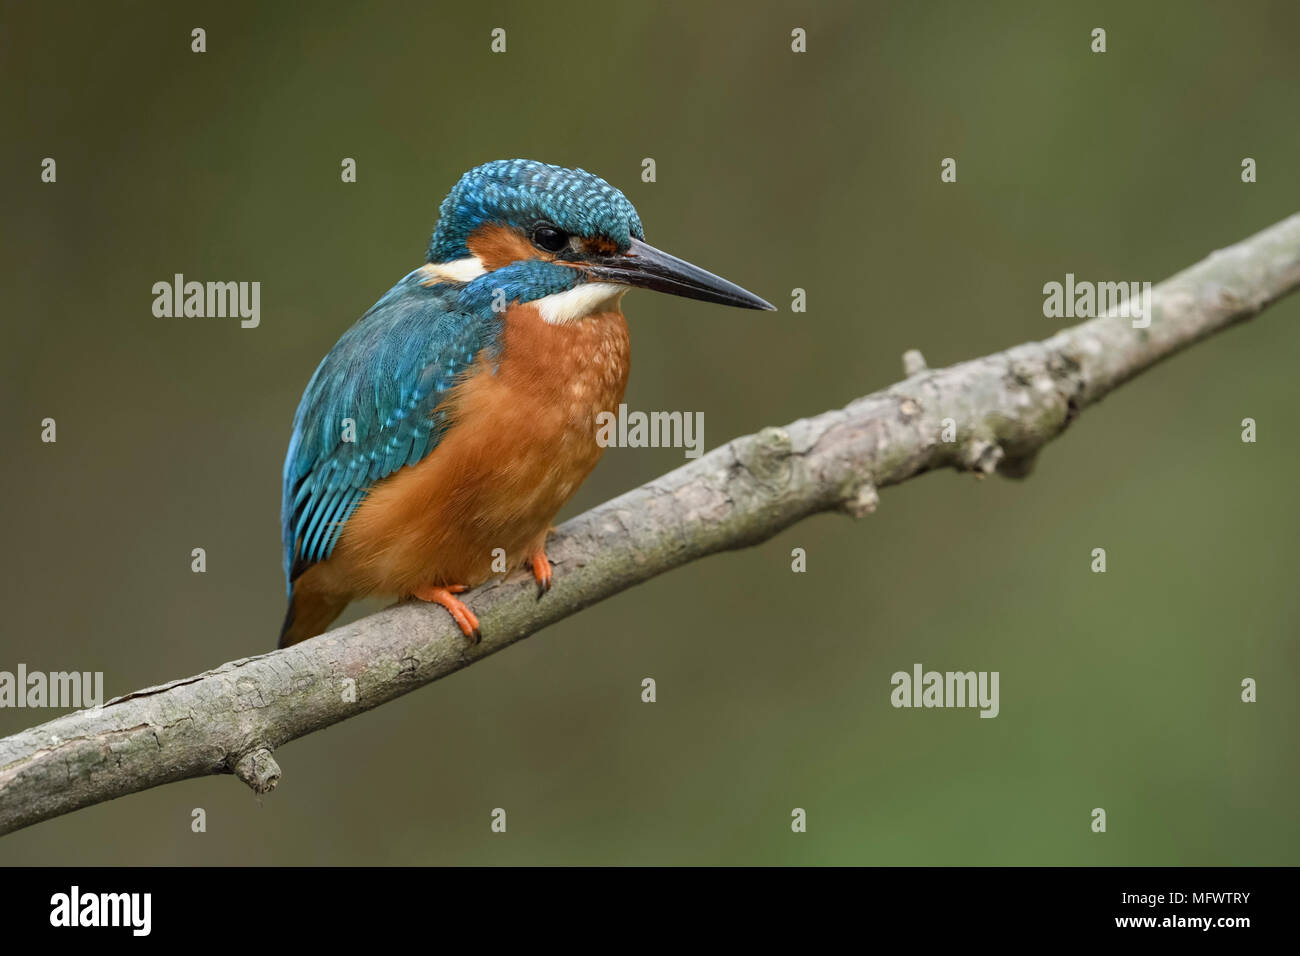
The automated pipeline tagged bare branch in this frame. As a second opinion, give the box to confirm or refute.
[2,213,1297,837]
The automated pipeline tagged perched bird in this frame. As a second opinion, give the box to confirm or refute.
[278,159,774,647]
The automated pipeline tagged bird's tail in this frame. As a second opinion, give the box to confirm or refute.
[278,576,350,648]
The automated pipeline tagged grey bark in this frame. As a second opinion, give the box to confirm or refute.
[2,213,1298,837]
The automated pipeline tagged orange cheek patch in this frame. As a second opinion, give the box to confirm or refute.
[467,223,547,270]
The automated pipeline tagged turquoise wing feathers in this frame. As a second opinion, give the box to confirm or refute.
[280,271,501,594]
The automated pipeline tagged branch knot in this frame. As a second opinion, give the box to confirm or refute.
[232,747,281,794]
[734,427,794,487]
[841,480,879,518]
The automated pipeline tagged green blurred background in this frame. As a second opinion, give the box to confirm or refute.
[2,0,1297,865]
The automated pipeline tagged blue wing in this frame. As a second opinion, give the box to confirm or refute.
[280,270,502,594]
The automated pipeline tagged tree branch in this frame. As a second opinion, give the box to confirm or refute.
[3,213,1298,837]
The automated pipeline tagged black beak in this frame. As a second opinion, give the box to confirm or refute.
[584,237,776,310]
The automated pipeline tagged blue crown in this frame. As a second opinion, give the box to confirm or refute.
[427,159,645,263]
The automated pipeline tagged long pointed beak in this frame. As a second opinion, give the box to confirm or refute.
[584,237,776,310]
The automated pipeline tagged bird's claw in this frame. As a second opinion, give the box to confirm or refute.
[530,549,553,600]
[412,584,481,644]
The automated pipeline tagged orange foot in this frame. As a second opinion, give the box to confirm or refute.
[412,584,481,644]
[530,547,553,600]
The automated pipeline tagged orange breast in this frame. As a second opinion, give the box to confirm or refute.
[329,300,631,596]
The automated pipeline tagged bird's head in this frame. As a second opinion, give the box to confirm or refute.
[425,159,774,321]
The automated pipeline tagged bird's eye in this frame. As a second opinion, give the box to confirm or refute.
[531,224,568,253]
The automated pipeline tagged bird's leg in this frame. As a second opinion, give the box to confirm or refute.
[411,584,481,644]
[529,546,553,599]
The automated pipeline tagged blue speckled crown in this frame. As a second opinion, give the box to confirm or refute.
[427,159,645,263]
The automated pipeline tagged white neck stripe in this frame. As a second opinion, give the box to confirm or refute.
[418,257,488,285]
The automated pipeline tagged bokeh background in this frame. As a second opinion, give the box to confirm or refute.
[2,0,1297,865]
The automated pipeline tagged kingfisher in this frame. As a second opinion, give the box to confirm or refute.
[278,159,774,647]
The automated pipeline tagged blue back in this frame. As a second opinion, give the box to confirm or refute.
[281,262,584,592]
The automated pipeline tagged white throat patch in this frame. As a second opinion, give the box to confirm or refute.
[535,282,629,325]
